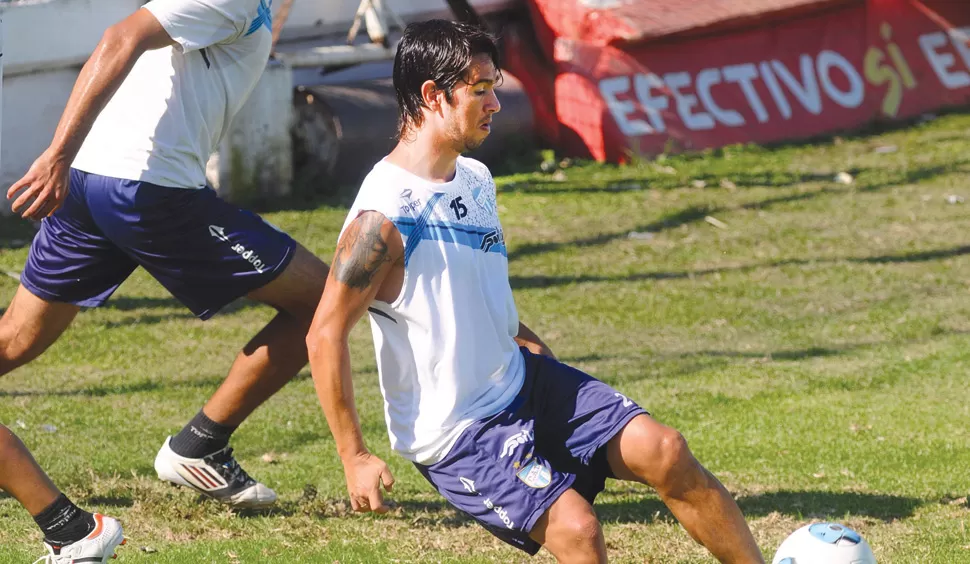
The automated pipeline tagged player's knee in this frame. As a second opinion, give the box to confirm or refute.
[0,325,40,375]
[558,511,604,554]
[652,428,699,495]
[0,424,29,461]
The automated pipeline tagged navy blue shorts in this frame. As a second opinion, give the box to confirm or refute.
[21,169,296,320]
[414,348,647,555]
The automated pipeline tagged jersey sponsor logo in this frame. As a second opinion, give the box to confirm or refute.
[401,199,422,214]
[483,498,515,529]
[500,429,533,459]
[459,477,477,493]
[480,229,504,252]
[399,188,422,213]
[209,225,269,274]
[516,458,552,489]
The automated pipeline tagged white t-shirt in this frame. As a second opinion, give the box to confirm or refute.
[72,0,273,188]
[342,156,526,465]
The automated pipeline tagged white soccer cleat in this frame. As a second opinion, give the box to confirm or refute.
[34,513,126,564]
[154,436,277,508]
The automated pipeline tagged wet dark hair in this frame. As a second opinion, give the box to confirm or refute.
[393,19,501,137]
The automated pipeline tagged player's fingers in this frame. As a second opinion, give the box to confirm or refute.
[380,466,395,492]
[368,488,387,514]
[22,190,51,220]
[6,178,29,200]
[10,185,40,214]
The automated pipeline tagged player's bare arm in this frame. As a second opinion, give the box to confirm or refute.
[307,211,404,513]
[515,322,555,359]
[7,8,174,219]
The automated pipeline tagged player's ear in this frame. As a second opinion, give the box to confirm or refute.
[421,80,440,110]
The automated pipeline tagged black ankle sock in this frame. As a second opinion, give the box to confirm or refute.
[169,410,237,458]
[34,494,95,546]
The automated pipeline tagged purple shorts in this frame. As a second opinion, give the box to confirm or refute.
[21,169,296,319]
[414,348,647,555]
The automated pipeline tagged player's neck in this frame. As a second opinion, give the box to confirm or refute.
[387,130,459,183]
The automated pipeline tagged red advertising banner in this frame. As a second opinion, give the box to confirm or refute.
[537,0,970,161]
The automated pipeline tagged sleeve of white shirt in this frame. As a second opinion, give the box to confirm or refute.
[144,0,253,52]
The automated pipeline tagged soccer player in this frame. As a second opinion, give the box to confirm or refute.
[306,20,765,563]
[1,425,125,562]
[3,0,327,508]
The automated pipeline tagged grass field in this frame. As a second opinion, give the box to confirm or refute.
[3,113,970,562]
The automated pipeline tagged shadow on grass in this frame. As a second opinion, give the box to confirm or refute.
[595,490,921,524]
[511,243,970,290]
[102,296,266,315]
[502,170,843,196]
[507,160,966,264]
[85,495,135,508]
[356,490,921,528]
[509,188,839,263]
[0,376,225,398]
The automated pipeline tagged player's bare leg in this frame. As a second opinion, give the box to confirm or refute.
[608,415,764,563]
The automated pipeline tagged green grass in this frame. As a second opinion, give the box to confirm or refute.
[3,113,970,562]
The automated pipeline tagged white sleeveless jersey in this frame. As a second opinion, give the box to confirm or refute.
[341,156,525,464]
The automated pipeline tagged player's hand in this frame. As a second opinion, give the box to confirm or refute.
[342,451,395,514]
[7,150,71,220]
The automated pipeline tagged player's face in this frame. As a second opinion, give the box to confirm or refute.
[445,54,502,152]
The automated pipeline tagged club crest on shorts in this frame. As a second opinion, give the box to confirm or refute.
[516,458,552,489]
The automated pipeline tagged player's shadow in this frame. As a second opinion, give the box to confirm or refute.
[391,490,921,529]
[594,490,921,524]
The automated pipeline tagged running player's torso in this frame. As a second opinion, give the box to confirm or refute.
[342,156,525,464]
[73,0,273,189]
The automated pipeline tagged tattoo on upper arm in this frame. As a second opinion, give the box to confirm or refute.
[333,213,393,291]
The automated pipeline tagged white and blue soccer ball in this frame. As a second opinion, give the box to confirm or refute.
[771,523,876,564]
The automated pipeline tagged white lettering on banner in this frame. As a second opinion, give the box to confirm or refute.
[919,31,970,89]
[664,71,715,130]
[594,39,939,137]
[599,76,654,135]
[816,50,865,108]
[596,50,866,137]
[771,55,823,115]
[696,68,745,126]
[723,63,769,123]
[951,27,970,70]
[759,61,793,119]
[633,73,669,132]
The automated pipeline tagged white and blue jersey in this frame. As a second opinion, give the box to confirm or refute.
[341,156,526,465]
[346,157,649,554]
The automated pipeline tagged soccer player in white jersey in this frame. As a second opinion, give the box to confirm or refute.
[2,0,329,540]
[307,20,765,563]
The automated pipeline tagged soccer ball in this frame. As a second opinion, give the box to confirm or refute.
[771,523,876,564]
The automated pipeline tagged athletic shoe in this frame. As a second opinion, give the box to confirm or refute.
[153,436,277,508]
[33,513,125,564]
